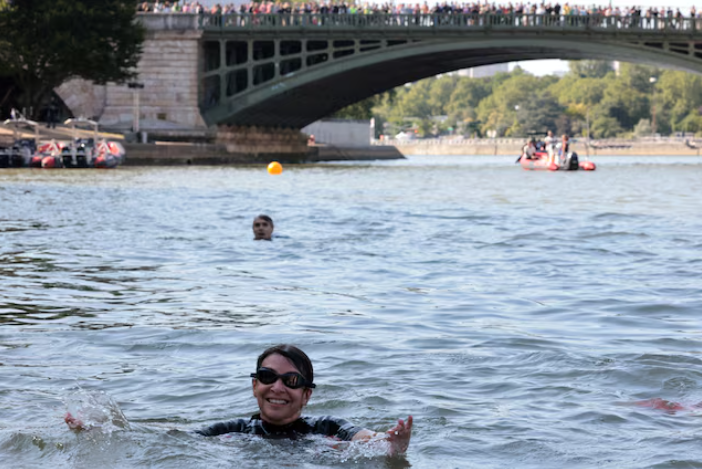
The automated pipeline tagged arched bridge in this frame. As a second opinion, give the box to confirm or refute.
[186,13,702,128]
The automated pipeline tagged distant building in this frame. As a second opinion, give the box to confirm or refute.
[456,63,509,78]
[302,118,372,147]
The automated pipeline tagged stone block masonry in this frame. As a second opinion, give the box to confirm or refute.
[216,126,310,156]
[56,20,205,132]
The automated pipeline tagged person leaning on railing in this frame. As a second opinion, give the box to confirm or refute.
[135,1,702,31]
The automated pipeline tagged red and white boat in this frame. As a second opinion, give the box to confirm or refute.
[61,118,126,169]
[1,116,125,169]
[517,149,595,171]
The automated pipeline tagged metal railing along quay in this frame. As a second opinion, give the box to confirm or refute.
[373,136,702,146]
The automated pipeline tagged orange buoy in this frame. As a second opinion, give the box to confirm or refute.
[267,161,283,175]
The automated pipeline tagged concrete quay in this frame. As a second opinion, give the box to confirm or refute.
[122,141,404,165]
[0,124,405,165]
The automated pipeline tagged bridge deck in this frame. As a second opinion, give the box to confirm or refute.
[130,12,702,129]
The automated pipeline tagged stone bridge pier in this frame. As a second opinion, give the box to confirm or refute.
[56,14,207,136]
[56,14,316,158]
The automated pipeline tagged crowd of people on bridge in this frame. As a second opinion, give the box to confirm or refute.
[138,1,702,31]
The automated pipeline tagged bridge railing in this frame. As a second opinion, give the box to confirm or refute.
[199,13,699,34]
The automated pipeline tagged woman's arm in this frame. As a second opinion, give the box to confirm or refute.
[351,415,413,456]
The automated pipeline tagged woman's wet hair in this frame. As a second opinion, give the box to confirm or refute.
[256,344,314,386]
[255,214,274,228]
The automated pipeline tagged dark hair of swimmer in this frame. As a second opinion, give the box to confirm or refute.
[256,214,274,228]
[256,344,314,386]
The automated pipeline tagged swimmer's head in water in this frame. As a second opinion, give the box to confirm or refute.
[253,214,274,240]
[252,345,315,426]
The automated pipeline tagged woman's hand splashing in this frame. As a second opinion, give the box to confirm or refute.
[385,415,413,456]
[64,412,86,431]
[351,415,414,457]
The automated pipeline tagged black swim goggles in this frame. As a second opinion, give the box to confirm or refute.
[250,367,315,389]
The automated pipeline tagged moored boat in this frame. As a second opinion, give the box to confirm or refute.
[1,118,46,168]
[517,150,596,171]
[1,115,126,169]
[62,118,126,169]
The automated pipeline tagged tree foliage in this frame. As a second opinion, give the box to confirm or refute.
[0,0,144,118]
[370,60,702,138]
[568,60,614,78]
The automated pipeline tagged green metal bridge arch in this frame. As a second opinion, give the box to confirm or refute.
[195,13,702,128]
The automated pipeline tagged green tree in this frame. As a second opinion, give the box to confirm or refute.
[476,73,554,136]
[513,89,565,137]
[446,77,492,113]
[394,80,433,119]
[567,60,614,78]
[656,70,702,134]
[426,75,456,116]
[0,0,144,119]
[617,62,661,94]
[549,75,608,136]
[591,115,623,138]
[417,118,433,137]
[598,79,650,130]
[678,111,702,134]
[549,75,608,110]
[445,77,492,133]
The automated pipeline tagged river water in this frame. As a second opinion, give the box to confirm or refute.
[1,155,701,469]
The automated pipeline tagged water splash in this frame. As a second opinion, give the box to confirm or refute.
[62,388,129,433]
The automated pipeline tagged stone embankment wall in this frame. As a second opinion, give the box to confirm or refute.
[123,126,312,165]
[216,126,309,156]
[122,124,404,165]
[122,141,403,165]
[390,139,702,156]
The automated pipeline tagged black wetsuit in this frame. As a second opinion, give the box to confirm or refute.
[194,414,363,441]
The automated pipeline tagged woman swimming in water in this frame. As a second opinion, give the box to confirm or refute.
[66,344,413,457]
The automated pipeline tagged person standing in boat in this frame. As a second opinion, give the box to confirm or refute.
[553,134,571,167]
[544,130,555,149]
[559,134,570,156]
[544,130,556,164]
